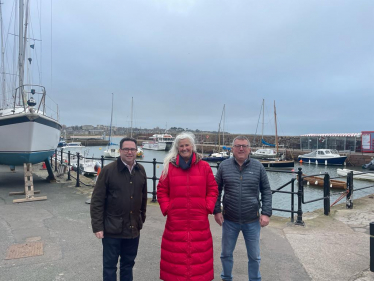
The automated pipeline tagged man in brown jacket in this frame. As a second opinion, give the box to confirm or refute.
[90,137,147,281]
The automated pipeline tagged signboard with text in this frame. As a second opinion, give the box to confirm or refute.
[361,131,374,153]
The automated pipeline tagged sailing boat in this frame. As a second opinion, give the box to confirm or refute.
[103,93,119,158]
[0,0,61,166]
[251,100,278,160]
[202,104,231,162]
[259,101,294,168]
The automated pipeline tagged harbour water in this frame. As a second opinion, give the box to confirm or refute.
[69,137,374,217]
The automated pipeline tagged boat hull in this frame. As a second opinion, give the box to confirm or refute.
[337,169,374,181]
[202,156,229,162]
[260,160,294,168]
[0,113,61,165]
[302,175,347,189]
[298,156,347,165]
[142,142,167,151]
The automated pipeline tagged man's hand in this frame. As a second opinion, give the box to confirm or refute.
[95,231,104,239]
[214,213,224,226]
[260,215,270,227]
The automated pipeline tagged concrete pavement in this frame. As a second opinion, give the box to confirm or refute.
[0,164,373,281]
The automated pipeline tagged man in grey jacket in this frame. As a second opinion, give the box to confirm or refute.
[214,135,272,281]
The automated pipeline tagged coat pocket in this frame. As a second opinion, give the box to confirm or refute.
[138,214,143,230]
[104,215,123,234]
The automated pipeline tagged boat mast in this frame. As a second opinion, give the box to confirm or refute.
[18,0,24,106]
[130,96,133,138]
[261,99,264,143]
[222,104,225,146]
[108,93,113,145]
[274,101,279,155]
[0,2,5,108]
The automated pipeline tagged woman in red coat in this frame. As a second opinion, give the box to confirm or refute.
[157,132,218,281]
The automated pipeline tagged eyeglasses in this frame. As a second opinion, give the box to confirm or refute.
[120,148,137,152]
[233,144,250,149]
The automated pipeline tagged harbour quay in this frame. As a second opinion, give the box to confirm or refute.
[0,164,373,280]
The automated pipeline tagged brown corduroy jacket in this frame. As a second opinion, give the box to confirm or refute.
[90,157,147,238]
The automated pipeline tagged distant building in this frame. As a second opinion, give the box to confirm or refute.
[82,125,94,130]
[300,133,362,152]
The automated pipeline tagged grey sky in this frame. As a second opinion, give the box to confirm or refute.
[2,0,373,135]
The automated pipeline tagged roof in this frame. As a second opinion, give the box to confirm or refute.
[301,133,361,137]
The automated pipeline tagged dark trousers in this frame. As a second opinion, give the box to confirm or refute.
[102,236,140,281]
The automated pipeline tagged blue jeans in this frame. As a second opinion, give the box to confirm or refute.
[221,219,261,281]
[102,236,140,281]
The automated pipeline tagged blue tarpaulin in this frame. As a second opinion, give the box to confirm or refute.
[261,139,275,147]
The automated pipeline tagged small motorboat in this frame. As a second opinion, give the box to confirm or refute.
[301,174,347,189]
[251,149,278,160]
[298,149,347,165]
[337,169,374,181]
[202,151,230,162]
[103,147,119,158]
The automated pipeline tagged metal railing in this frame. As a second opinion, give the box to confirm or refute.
[50,150,374,225]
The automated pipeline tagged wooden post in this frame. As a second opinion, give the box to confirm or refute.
[9,163,47,203]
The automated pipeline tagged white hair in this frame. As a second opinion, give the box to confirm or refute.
[161,132,197,178]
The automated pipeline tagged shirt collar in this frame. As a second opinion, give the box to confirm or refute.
[121,159,136,173]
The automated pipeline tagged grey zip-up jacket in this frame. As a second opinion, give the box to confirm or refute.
[214,157,272,223]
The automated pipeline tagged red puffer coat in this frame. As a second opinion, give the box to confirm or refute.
[157,153,218,281]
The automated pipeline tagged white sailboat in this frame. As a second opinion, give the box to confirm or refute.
[0,0,61,166]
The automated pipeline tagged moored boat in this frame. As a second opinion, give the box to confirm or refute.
[251,148,278,160]
[202,151,230,162]
[337,169,374,181]
[136,147,144,158]
[298,149,347,165]
[260,160,294,168]
[302,174,347,189]
[142,134,174,151]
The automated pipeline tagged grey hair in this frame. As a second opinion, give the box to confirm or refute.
[232,135,251,147]
[161,132,197,178]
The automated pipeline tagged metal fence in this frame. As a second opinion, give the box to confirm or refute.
[52,149,374,225]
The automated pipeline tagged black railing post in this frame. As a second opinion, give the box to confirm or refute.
[67,151,71,181]
[291,178,295,222]
[151,158,157,202]
[101,155,104,169]
[346,171,353,209]
[295,167,304,225]
[54,149,58,172]
[323,173,330,215]
[60,148,63,164]
[370,222,374,272]
[76,152,80,187]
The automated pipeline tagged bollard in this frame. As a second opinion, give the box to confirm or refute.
[346,171,353,209]
[323,173,330,215]
[295,167,304,225]
[151,158,157,202]
[371,222,374,272]
[101,155,104,169]
[76,152,80,187]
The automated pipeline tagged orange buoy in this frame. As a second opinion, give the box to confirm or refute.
[299,159,303,163]
[42,162,47,169]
